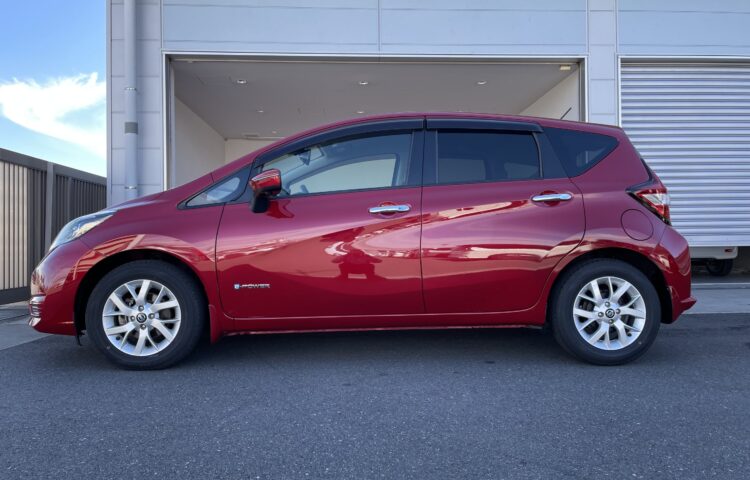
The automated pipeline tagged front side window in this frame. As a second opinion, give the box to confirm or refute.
[435,131,540,185]
[186,169,248,207]
[261,133,413,196]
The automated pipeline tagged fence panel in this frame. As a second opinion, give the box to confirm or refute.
[0,149,106,304]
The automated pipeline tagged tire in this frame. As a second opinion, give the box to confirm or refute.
[706,259,733,277]
[85,260,206,369]
[550,259,661,366]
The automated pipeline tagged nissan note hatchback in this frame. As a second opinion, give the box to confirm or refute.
[29,113,696,369]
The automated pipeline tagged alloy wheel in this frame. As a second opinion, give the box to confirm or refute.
[101,279,181,356]
[572,276,647,351]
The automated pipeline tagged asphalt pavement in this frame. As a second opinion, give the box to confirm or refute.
[0,311,748,479]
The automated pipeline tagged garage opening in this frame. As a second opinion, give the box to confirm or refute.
[167,57,583,187]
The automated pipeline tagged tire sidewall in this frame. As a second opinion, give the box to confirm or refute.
[85,260,205,369]
[552,260,661,365]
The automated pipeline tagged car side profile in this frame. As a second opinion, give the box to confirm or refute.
[29,113,696,369]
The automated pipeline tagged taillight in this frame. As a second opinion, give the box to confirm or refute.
[628,183,671,224]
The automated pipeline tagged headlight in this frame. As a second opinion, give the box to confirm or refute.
[49,210,116,251]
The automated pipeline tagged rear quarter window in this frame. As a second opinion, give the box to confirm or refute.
[544,127,618,177]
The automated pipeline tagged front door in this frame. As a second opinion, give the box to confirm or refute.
[216,123,425,321]
[420,124,585,314]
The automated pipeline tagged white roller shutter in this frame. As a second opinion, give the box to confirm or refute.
[620,62,750,247]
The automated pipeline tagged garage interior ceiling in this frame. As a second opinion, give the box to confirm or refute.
[172,59,579,140]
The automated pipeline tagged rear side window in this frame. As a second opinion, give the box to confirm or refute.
[435,131,540,185]
[544,127,618,177]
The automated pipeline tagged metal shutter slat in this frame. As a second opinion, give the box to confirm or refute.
[621,62,750,247]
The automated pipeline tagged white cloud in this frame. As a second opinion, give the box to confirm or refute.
[0,73,106,156]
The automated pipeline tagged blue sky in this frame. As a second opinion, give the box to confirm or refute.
[0,1,106,175]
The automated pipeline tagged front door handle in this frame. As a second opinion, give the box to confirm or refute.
[369,204,411,215]
[531,193,573,203]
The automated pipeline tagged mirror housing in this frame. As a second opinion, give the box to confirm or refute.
[249,169,282,213]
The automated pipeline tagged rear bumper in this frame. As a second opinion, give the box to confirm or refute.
[28,239,103,336]
[680,296,697,312]
[652,226,696,322]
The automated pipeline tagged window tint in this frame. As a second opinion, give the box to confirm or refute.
[544,127,618,177]
[435,131,540,184]
[261,133,413,196]
[186,171,247,207]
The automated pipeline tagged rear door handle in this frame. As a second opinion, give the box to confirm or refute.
[369,204,411,215]
[532,193,572,203]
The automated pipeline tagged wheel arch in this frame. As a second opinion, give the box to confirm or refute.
[74,249,215,340]
[546,247,672,325]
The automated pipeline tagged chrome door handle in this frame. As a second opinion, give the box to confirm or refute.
[369,204,411,214]
[532,193,572,203]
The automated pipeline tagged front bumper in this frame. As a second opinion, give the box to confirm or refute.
[28,239,103,336]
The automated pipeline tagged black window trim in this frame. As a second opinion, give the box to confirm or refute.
[534,131,569,180]
[425,118,543,133]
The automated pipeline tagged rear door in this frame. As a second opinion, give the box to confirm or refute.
[420,119,585,314]
[216,120,425,321]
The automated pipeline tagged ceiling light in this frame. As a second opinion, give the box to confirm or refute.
[271,130,278,135]
[235,79,247,85]
[256,109,264,114]
[358,80,369,86]
[356,110,365,114]
[476,80,487,86]
[559,65,572,71]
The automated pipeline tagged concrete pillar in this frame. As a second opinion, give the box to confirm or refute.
[586,0,619,126]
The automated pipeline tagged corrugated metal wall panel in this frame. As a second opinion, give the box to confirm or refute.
[0,149,105,303]
[620,62,750,247]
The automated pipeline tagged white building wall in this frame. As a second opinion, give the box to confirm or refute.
[173,99,225,186]
[108,0,164,205]
[618,0,750,55]
[163,0,379,53]
[521,71,580,120]
[162,0,587,56]
[224,139,275,165]
[378,0,586,55]
[108,0,750,203]
[586,0,619,126]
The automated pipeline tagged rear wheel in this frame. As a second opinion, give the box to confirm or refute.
[550,259,661,365]
[85,260,206,369]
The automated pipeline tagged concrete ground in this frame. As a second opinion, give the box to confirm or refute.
[689,273,750,314]
[0,302,48,351]
[0,282,748,479]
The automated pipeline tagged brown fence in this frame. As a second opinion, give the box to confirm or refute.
[0,149,106,304]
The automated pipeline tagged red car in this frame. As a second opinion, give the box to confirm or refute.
[29,113,696,369]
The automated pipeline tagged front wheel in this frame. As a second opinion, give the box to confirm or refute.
[550,259,661,365]
[85,260,206,369]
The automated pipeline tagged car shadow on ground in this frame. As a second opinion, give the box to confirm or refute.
[34,326,587,372]
[30,321,709,374]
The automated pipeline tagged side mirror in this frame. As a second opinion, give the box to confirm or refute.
[249,169,282,213]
